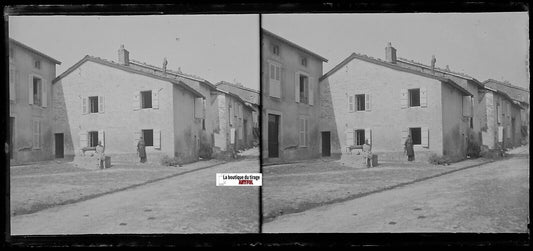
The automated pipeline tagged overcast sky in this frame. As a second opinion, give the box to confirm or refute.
[263,13,529,90]
[9,15,259,90]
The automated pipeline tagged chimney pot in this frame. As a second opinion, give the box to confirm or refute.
[385,42,397,64]
[118,45,129,66]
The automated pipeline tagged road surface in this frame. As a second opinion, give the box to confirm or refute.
[11,158,260,234]
[263,153,529,233]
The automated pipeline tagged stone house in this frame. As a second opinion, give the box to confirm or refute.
[483,79,529,145]
[319,43,473,161]
[215,81,260,132]
[52,45,206,163]
[261,29,328,163]
[8,38,61,164]
[212,88,256,155]
[479,82,526,149]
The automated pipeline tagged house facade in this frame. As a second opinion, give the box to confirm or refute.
[479,84,525,150]
[216,81,260,134]
[52,45,206,163]
[319,43,473,161]
[261,29,327,163]
[212,89,255,155]
[9,38,61,164]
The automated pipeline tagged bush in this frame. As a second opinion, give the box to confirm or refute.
[160,155,182,166]
[429,154,453,165]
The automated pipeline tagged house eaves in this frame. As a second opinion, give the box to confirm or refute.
[52,55,205,98]
[321,53,472,96]
[262,29,328,62]
[10,38,62,65]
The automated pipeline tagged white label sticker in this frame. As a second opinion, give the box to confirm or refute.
[216,173,262,186]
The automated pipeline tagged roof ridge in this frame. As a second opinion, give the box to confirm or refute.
[216,81,259,93]
[397,57,474,79]
[129,59,206,82]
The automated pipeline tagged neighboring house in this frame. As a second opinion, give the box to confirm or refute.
[9,38,61,164]
[395,56,485,150]
[212,88,255,155]
[216,81,260,143]
[320,43,473,161]
[481,79,528,147]
[261,29,328,163]
[52,45,206,163]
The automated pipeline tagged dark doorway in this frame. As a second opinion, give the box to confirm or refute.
[243,119,248,148]
[321,131,331,157]
[10,117,14,159]
[55,133,64,158]
[268,114,280,158]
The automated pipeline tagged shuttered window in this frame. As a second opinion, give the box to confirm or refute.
[299,117,308,147]
[345,129,354,147]
[355,129,365,146]
[88,131,98,147]
[269,62,281,98]
[9,63,16,102]
[32,120,41,149]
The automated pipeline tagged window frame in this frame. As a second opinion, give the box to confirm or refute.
[142,129,154,147]
[268,60,282,99]
[299,74,309,104]
[272,44,280,56]
[33,58,41,69]
[299,117,308,147]
[408,88,421,107]
[89,96,99,113]
[300,56,308,67]
[409,127,422,145]
[32,76,43,106]
[355,94,366,111]
[355,129,365,146]
[88,131,99,147]
[141,90,153,109]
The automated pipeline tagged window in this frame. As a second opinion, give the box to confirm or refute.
[409,89,420,107]
[470,117,474,129]
[301,57,307,67]
[272,44,280,56]
[34,59,41,69]
[141,91,152,109]
[202,119,206,130]
[32,77,42,106]
[32,120,41,149]
[89,96,99,113]
[355,129,365,146]
[299,75,309,104]
[355,94,365,111]
[409,128,422,145]
[299,118,308,147]
[143,129,154,147]
[88,131,98,147]
[269,62,281,98]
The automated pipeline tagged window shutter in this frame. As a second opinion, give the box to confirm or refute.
[195,98,204,118]
[28,75,34,105]
[420,87,427,107]
[230,127,236,144]
[497,105,502,123]
[203,99,207,118]
[309,77,314,106]
[99,96,105,113]
[304,119,308,146]
[152,90,159,109]
[82,97,88,114]
[98,130,105,146]
[349,95,354,112]
[79,131,88,148]
[462,96,472,117]
[365,93,371,111]
[9,65,16,101]
[133,92,140,110]
[295,73,300,103]
[365,128,372,145]
[401,129,408,146]
[345,129,354,147]
[41,80,47,107]
[154,129,161,149]
[400,88,407,109]
[497,126,504,142]
[134,131,142,146]
[299,118,305,146]
[422,127,429,147]
[229,103,234,125]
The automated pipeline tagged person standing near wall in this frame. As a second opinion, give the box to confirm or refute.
[362,139,373,168]
[404,134,415,161]
[137,136,147,163]
[95,141,105,169]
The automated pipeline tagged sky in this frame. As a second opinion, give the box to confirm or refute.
[9,15,260,90]
[263,13,530,90]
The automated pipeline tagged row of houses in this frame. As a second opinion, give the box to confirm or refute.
[261,29,529,164]
[9,39,259,164]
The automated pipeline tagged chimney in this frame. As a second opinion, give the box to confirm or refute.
[162,57,168,74]
[431,55,436,73]
[118,45,129,66]
[385,42,397,64]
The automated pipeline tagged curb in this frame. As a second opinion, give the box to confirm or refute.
[12,161,227,216]
[263,158,496,223]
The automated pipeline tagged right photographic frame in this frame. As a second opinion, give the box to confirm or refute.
[260,13,529,233]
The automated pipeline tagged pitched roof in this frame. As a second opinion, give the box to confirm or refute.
[52,55,204,98]
[9,38,61,65]
[215,81,259,105]
[483,79,529,104]
[262,29,328,62]
[396,57,484,88]
[320,52,472,96]
[216,89,255,110]
[483,85,525,109]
